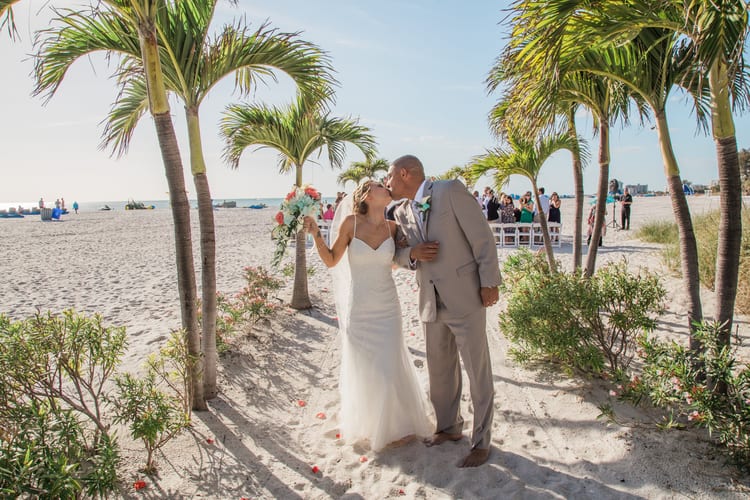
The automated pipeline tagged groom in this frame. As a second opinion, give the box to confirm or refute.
[386,155,500,467]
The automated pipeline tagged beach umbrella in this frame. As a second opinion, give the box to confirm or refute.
[589,195,616,204]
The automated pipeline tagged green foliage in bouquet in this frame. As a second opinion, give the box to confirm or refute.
[272,186,322,267]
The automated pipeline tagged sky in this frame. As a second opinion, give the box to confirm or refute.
[2,0,750,205]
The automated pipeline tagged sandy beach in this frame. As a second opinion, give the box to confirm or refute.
[1,194,749,499]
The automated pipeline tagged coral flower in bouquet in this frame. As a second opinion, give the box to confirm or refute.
[272,185,321,267]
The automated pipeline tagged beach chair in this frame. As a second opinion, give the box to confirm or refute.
[488,223,503,246]
[532,223,544,246]
[548,222,562,247]
[517,223,533,246]
[318,221,332,245]
[499,223,519,247]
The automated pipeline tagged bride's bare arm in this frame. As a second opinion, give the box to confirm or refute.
[303,215,353,268]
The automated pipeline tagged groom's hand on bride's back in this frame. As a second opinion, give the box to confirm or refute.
[410,241,439,262]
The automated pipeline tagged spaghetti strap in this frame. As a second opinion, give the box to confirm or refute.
[353,215,357,239]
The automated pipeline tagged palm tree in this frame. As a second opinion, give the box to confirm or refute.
[33,1,333,399]
[337,158,388,186]
[469,129,585,272]
[34,0,206,410]
[488,56,636,276]
[502,1,707,348]
[436,165,478,187]
[221,90,377,309]
[0,0,18,38]
[574,0,750,358]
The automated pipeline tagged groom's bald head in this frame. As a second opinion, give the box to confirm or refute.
[387,154,426,200]
[392,155,425,181]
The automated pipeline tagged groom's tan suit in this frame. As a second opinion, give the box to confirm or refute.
[394,179,500,450]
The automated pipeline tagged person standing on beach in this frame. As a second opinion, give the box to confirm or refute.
[621,188,633,230]
[387,154,500,468]
[303,180,432,452]
[39,197,44,209]
[73,201,79,214]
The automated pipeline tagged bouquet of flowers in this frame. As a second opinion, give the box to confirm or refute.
[272,185,321,267]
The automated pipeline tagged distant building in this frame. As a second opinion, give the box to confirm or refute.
[625,184,648,195]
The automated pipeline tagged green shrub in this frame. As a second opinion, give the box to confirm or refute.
[500,251,665,374]
[144,330,194,419]
[637,209,750,314]
[113,372,189,474]
[210,266,281,350]
[636,220,679,244]
[0,311,125,498]
[628,322,750,468]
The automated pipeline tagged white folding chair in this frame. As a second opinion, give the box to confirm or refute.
[488,223,503,246]
[548,222,562,247]
[500,223,519,247]
[517,223,533,246]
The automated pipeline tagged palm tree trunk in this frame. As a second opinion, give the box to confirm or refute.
[654,111,703,347]
[532,180,557,273]
[291,165,311,309]
[291,229,312,309]
[709,61,741,351]
[138,22,205,411]
[186,108,218,400]
[568,106,584,273]
[584,121,610,277]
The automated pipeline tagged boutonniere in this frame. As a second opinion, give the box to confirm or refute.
[417,196,431,215]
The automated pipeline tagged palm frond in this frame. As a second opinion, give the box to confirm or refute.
[101,64,149,157]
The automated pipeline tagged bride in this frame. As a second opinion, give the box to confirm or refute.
[303,180,432,451]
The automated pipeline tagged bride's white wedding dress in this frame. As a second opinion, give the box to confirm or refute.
[337,223,433,451]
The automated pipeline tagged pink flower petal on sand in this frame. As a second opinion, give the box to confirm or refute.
[359,456,368,463]
[297,400,306,407]
[316,412,326,419]
[409,332,415,336]
[133,481,147,490]
[335,433,341,439]
[311,465,320,474]
[206,438,214,444]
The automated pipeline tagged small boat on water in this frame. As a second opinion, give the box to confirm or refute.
[248,203,267,209]
[125,199,155,210]
[0,212,24,219]
[214,200,237,208]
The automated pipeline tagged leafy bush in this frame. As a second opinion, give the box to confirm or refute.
[627,322,750,468]
[500,251,665,374]
[144,329,194,419]
[210,266,282,350]
[0,311,125,498]
[637,208,750,314]
[113,372,189,474]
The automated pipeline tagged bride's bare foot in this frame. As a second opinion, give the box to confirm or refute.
[458,448,490,468]
[423,431,463,447]
[386,434,416,448]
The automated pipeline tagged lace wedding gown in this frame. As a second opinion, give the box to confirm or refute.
[337,234,433,451]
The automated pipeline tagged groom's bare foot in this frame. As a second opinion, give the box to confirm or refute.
[423,431,463,447]
[458,448,490,468]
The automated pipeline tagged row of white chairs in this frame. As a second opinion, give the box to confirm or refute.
[489,222,562,248]
[305,221,561,249]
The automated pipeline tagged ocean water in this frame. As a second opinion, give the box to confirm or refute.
[0,198,319,213]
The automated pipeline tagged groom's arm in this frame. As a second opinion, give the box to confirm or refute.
[447,181,502,288]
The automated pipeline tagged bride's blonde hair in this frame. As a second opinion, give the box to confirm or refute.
[352,180,377,215]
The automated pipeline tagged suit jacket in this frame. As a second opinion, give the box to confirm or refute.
[394,179,501,322]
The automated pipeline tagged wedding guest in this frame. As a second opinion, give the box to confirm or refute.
[519,192,534,223]
[587,204,606,246]
[500,195,516,223]
[535,187,550,222]
[621,188,633,230]
[322,203,335,221]
[548,192,562,223]
[485,190,500,222]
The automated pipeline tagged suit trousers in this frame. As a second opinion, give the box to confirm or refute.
[424,300,495,450]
